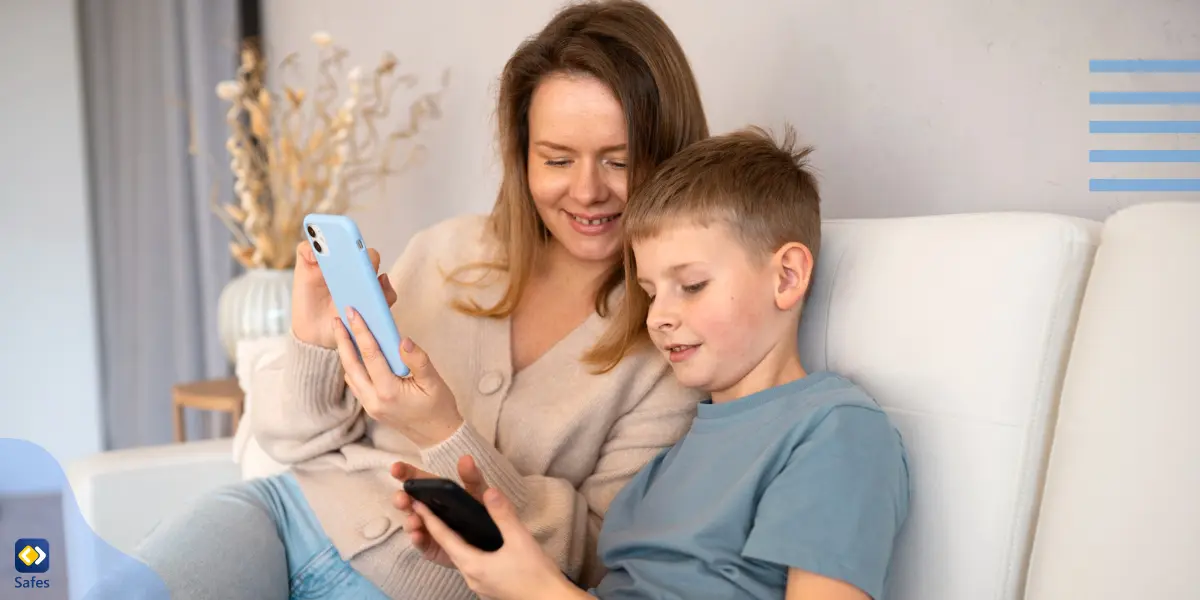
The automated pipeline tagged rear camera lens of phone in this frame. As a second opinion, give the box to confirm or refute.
[306,225,317,238]
[313,240,323,254]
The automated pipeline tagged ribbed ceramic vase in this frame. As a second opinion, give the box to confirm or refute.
[217,268,294,362]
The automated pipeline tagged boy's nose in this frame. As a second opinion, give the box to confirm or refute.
[647,303,680,331]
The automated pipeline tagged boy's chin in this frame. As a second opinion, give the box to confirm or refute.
[669,365,716,393]
[670,365,754,401]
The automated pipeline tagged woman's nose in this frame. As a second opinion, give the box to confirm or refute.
[568,162,605,205]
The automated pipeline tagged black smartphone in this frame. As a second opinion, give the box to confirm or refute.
[403,478,505,552]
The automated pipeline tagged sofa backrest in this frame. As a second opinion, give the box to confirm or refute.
[1025,201,1200,599]
[797,213,1099,600]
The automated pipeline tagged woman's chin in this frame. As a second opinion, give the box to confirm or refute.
[550,231,622,264]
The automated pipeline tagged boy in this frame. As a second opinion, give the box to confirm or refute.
[401,126,910,600]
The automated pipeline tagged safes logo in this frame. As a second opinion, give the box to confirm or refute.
[14,539,48,574]
[13,538,52,590]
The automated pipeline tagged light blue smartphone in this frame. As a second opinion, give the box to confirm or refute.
[303,213,410,377]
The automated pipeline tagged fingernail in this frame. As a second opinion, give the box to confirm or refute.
[402,338,414,352]
[484,489,500,506]
[347,307,358,321]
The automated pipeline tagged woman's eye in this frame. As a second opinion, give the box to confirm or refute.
[682,281,708,294]
[607,159,627,170]
[545,159,571,167]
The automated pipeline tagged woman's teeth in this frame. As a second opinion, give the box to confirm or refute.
[572,214,618,225]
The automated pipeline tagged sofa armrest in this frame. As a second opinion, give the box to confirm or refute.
[65,438,241,555]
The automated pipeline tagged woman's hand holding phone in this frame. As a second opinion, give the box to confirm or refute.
[296,213,460,446]
[331,306,464,448]
[290,240,396,349]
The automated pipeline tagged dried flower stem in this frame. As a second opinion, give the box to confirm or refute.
[209,34,447,270]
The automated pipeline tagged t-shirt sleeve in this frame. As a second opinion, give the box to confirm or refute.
[742,405,910,600]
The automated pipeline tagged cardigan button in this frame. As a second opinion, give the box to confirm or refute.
[478,371,504,395]
[360,516,390,540]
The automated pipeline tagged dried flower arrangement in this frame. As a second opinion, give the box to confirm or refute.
[213,32,448,269]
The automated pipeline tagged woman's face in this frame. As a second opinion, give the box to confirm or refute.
[526,73,629,265]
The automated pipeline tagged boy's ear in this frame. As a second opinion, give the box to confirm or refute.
[773,242,814,311]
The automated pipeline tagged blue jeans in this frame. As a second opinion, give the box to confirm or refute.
[85,473,389,600]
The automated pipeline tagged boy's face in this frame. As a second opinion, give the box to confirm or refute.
[633,222,789,400]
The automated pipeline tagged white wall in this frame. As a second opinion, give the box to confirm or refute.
[0,0,104,466]
[265,0,1200,266]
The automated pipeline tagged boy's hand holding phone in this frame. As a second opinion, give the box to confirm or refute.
[392,456,491,567]
[332,310,464,448]
[396,458,588,600]
[291,240,396,349]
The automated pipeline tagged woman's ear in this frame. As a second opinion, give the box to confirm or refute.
[773,242,814,311]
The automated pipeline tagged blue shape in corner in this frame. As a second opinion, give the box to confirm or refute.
[1090,59,1200,73]
[1090,91,1200,105]
[1089,179,1200,192]
[1090,150,1200,163]
[1090,121,1200,134]
[1,438,170,600]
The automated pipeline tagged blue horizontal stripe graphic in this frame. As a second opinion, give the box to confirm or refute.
[1090,60,1200,73]
[1090,121,1200,134]
[1090,92,1200,105]
[1090,150,1200,162]
[1090,179,1200,192]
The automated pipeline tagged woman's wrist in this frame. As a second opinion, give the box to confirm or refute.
[406,413,464,449]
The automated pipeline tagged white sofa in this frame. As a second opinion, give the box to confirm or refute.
[66,201,1200,599]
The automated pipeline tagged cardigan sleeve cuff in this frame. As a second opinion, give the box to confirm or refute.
[421,422,531,511]
[285,333,348,418]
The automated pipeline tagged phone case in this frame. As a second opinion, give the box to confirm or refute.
[403,478,505,552]
[303,213,410,377]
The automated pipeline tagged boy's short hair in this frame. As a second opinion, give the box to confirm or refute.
[623,124,821,265]
[585,125,822,372]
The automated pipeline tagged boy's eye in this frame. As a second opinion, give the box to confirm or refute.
[682,281,708,294]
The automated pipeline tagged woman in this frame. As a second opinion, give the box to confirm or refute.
[96,1,710,599]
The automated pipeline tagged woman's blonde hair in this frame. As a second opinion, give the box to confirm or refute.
[447,0,708,324]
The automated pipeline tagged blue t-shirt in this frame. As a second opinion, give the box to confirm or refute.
[591,371,910,600]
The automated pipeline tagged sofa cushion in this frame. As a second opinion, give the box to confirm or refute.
[797,212,1099,600]
[1025,202,1200,599]
[232,336,291,480]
